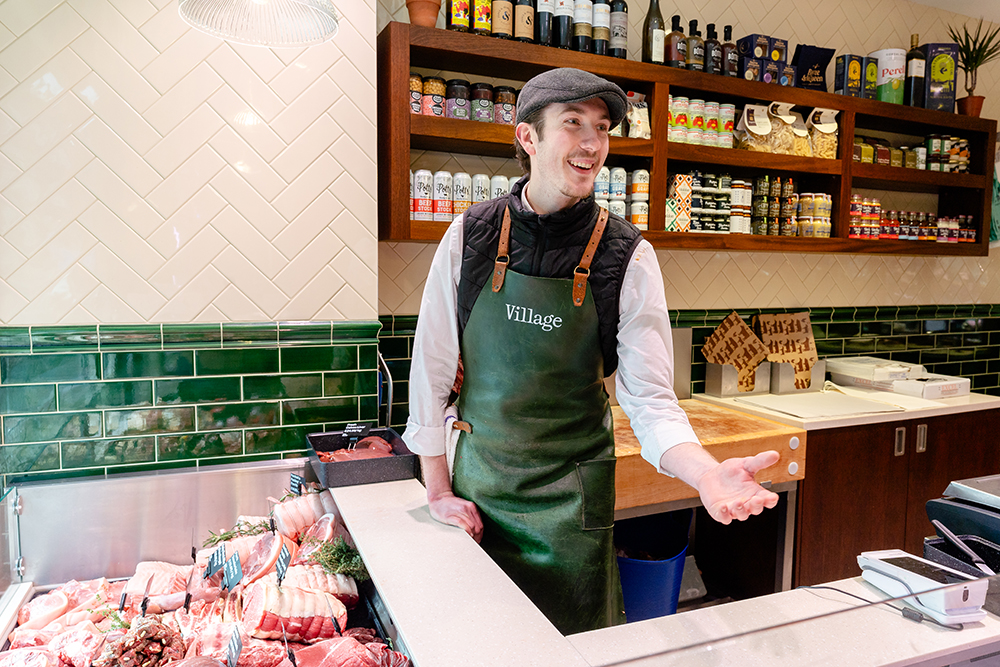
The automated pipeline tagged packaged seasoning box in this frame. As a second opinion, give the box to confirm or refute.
[919,43,958,112]
[853,143,863,162]
[791,44,835,91]
[739,57,762,81]
[762,59,781,84]
[768,37,788,62]
[738,34,771,59]
[862,56,878,99]
[779,63,796,86]
[889,147,903,167]
[859,141,874,163]
[835,54,863,96]
[875,144,890,166]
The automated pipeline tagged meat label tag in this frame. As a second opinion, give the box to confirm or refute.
[276,542,291,586]
[227,626,243,667]
[222,552,243,590]
[343,422,372,443]
[290,473,304,496]
[205,544,227,579]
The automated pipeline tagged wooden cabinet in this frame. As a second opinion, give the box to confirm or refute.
[794,409,1000,586]
[379,22,996,256]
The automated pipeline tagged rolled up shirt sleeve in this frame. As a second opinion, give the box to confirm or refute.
[401,216,464,457]
[614,240,701,474]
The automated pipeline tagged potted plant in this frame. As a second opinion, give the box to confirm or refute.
[406,0,441,27]
[948,18,1000,117]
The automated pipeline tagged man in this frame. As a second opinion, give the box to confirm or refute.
[403,68,779,635]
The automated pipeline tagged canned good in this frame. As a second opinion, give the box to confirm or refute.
[717,132,734,148]
[630,169,650,201]
[688,99,705,129]
[780,217,796,236]
[630,201,649,229]
[669,127,688,143]
[472,173,491,203]
[433,171,453,222]
[752,195,769,217]
[413,169,433,221]
[703,173,719,191]
[704,101,720,133]
[690,193,704,210]
[594,166,611,199]
[685,128,703,145]
[769,177,782,198]
[719,104,736,133]
[595,199,610,210]
[490,174,509,199]
[927,134,942,156]
[713,214,729,233]
[452,172,472,216]
[409,169,414,220]
[690,171,703,190]
[781,195,798,218]
[781,177,795,198]
[608,200,626,218]
[609,167,627,200]
[768,196,781,217]
[671,97,689,128]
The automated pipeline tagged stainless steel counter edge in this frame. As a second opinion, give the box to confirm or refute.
[694,392,1000,430]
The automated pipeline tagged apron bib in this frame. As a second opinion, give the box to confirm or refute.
[452,207,624,635]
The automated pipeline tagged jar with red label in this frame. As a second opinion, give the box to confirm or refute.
[409,72,423,115]
[421,77,446,117]
[445,79,471,120]
[493,86,516,125]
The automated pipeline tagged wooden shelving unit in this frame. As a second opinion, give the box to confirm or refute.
[378,22,997,256]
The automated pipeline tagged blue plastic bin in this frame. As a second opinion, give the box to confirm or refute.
[617,545,687,622]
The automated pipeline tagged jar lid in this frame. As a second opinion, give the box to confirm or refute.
[446,79,470,87]
[471,82,493,90]
[424,76,446,83]
[494,85,516,93]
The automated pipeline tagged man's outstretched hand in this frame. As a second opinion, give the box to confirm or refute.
[697,450,780,524]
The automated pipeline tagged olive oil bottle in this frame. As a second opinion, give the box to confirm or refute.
[685,19,704,71]
[665,14,686,68]
[641,0,665,64]
[609,0,628,59]
[904,33,926,107]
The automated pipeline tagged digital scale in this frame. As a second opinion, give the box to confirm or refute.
[858,549,989,625]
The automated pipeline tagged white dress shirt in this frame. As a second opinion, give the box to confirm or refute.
[403,197,701,475]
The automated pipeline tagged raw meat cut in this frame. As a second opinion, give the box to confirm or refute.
[293,637,378,667]
[260,564,358,609]
[292,514,337,566]
[242,532,299,587]
[6,628,55,649]
[0,648,60,666]
[316,437,393,463]
[48,622,105,667]
[168,659,226,667]
[366,642,410,667]
[185,622,287,667]
[272,490,337,542]
[241,583,346,643]
[91,613,186,667]
[15,591,69,631]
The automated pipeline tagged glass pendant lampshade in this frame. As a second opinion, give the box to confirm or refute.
[178,0,341,47]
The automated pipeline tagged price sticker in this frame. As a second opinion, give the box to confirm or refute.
[205,544,227,579]
[342,422,372,444]
[290,473,304,496]
[222,552,243,590]
[227,626,243,667]
[276,543,291,586]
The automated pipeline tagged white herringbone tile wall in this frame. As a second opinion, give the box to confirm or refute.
[0,0,377,325]
[376,0,1000,315]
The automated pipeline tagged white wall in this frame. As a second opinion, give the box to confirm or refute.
[376,0,1000,314]
[0,0,378,325]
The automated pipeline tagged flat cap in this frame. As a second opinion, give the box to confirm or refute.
[515,68,627,128]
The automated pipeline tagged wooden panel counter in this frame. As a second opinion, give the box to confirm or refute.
[614,400,806,512]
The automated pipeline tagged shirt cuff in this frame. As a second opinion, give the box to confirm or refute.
[401,420,447,457]
[640,422,702,476]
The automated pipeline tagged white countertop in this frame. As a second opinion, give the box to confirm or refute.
[694,391,1000,431]
[332,477,1000,667]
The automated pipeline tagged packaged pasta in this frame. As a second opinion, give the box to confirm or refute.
[735,104,772,153]
[626,102,651,139]
[806,108,839,159]
[790,112,812,157]
[767,102,795,155]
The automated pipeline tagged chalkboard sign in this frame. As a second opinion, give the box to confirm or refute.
[222,552,243,591]
[343,422,372,443]
[290,473,304,496]
[276,543,291,586]
[227,625,243,667]
[204,544,226,579]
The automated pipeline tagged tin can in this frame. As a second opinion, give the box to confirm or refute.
[452,172,472,216]
[609,200,626,218]
[719,104,736,133]
[688,99,705,129]
[410,170,414,221]
[630,169,650,201]
[609,167,627,200]
[690,192,704,210]
[669,127,688,143]
[671,97,689,128]
[595,199,610,211]
[490,174,509,199]
[926,134,942,156]
[433,171,453,222]
[594,166,611,199]
[630,201,649,229]
[413,169,433,221]
[685,128,703,145]
[704,101,720,133]
[717,132,734,148]
[915,146,927,169]
[472,173,491,203]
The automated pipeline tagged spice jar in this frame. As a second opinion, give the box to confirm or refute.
[445,79,471,120]
[409,72,423,115]
[493,86,516,125]
[421,76,446,117]
[471,83,494,123]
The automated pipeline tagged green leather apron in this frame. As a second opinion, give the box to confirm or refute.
[452,206,624,635]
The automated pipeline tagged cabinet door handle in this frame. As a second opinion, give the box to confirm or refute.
[916,424,927,453]
[895,427,906,456]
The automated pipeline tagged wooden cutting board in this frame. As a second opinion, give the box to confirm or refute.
[614,400,806,511]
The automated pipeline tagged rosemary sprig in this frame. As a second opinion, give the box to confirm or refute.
[307,537,370,582]
[202,518,272,548]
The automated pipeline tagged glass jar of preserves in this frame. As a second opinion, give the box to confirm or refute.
[421,76,446,117]
[494,86,516,125]
[409,72,423,115]
[471,83,494,123]
[799,193,816,217]
[445,79,471,120]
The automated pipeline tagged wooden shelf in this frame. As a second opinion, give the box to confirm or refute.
[379,21,997,257]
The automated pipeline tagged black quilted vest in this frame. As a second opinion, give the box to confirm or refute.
[457,178,644,377]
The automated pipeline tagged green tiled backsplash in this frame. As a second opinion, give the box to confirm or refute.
[376,305,1000,433]
[0,322,381,488]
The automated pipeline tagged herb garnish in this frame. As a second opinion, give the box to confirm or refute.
[306,537,370,582]
[202,518,272,548]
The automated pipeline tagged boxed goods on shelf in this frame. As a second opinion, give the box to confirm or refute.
[919,43,959,112]
[834,54,864,97]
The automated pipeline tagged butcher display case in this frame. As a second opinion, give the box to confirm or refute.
[4,464,1000,666]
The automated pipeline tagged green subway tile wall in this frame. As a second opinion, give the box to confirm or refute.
[376,307,1000,432]
[0,321,381,488]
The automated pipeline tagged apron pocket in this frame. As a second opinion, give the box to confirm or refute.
[577,458,616,531]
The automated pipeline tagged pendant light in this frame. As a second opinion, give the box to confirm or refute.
[178,0,341,48]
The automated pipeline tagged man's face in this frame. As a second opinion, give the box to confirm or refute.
[518,98,611,212]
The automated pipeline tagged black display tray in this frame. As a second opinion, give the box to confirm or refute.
[307,427,420,488]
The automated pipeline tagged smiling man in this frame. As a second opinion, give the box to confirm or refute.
[403,68,780,635]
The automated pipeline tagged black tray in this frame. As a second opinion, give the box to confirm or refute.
[924,534,1000,616]
[307,427,420,488]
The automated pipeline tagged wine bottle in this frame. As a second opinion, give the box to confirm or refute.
[591,0,610,55]
[552,0,573,48]
[492,0,513,38]
[609,0,627,59]
[685,19,704,71]
[721,24,737,76]
[573,0,593,52]
[665,14,685,67]
[447,0,470,31]
[703,23,721,74]
[904,33,926,107]
[514,0,535,41]
[641,0,665,64]
[536,0,554,45]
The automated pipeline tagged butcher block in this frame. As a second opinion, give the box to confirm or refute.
[613,400,806,511]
